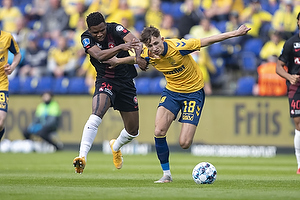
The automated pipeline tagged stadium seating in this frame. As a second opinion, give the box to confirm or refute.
[235,76,256,95]
[8,0,281,96]
[9,77,20,94]
[52,77,70,94]
[134,77,151,94]
[19,77,38,94]
[36,76,54,94]
[238,51,258,73]
[67,77,89,94]
[242,38,263,57]
[149,77,166,94]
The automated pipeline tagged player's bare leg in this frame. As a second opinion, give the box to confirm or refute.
[179,123,197,149]
[0,110,7,140]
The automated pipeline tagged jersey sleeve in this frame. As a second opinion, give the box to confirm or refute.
[109,23,130,40]
[278,40,291,64]
[171,38,202,56]
[8,34,19,54]
[81,31,95,52]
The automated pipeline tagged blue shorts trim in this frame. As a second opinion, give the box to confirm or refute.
[158,88,205,126]
[0,91,9,112]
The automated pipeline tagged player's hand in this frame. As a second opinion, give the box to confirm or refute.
[103,56,119,68]
[136,57,148,71]
[121,39,140,52]
[289,74,300,85]
[4,64,13,75]
[236,24,251,36]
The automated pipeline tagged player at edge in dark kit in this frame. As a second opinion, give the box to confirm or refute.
[276,12,300,174]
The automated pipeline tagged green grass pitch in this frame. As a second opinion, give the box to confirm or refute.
[1,151,300,200]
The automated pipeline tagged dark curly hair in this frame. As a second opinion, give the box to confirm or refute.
[86,12,105,28]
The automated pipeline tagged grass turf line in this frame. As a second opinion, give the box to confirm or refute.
[0,151,299,200]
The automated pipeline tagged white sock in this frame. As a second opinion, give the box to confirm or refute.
[113,128,139,151]
[79,114,102,159]
[294,129,300,169]
[163,170,171,177]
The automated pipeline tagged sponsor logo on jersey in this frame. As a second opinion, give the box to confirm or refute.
[294,57,300,64]
[99,87,113,95]
[291,109,300,115]
[295,49,300,52]
[164,65,185,75]
[82,38,90,47]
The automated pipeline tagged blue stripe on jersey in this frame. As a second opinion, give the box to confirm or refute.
[8,38,17,54]
[161,42,168,56]
[179,49,196,56]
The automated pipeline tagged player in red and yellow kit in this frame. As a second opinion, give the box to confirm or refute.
[0,30,21,140]
[136,24,250,183]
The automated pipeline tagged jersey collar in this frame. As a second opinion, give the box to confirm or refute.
[161,41,168,56]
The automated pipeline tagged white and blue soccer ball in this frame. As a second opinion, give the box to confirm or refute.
[192,162,217,184]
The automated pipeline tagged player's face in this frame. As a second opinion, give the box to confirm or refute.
[89,22,107,42]
[145,36,164,56]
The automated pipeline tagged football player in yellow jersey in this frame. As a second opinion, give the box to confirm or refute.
[0,30,21,140]
[136,24,250,183]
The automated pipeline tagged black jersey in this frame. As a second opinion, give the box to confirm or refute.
[279,34,300,89]
[81,23,137,80]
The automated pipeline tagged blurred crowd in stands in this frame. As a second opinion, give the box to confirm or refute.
[2,0,299,96]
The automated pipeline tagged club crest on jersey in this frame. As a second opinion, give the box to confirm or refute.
[108,42,115,48]
[82,38,90,47]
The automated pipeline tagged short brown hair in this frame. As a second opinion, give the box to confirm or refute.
[140,26,161,45]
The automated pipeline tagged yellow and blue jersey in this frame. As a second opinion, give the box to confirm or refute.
[0,30,20,91]
[141,38,204,93]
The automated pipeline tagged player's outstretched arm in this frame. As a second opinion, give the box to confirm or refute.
[87,40,139,62]
[200,24,251,47]
[103,56,136,68]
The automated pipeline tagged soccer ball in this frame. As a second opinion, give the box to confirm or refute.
[192,162,217,184]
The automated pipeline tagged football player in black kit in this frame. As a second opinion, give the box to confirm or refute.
[276,12,300,174]
[73,12,146,173]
